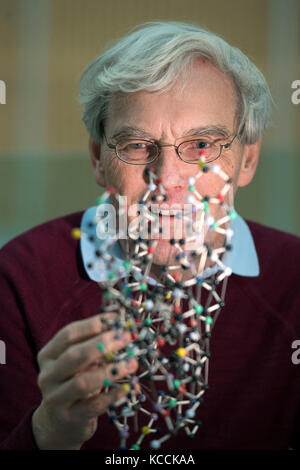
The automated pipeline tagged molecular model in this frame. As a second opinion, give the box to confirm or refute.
[72,157,237,449]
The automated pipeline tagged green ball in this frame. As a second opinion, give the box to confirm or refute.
[169,398,177,408]
[104,291,113,299]
[123,261,131,270]
[194,304,204,314]
[203,201,209,213]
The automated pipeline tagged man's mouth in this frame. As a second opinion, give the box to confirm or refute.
[152,208,181,216]
[148,207,193,217]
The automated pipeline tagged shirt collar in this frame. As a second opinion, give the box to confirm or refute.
[80,205,259,283]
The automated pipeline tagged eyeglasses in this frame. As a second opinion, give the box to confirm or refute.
[103,131,237,165]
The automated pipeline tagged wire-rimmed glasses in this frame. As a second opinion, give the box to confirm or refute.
[103,132,237,165]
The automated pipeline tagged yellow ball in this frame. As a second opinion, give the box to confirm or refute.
[141,426,151,435]
[121,383,131,392]
[71,228,81,239]
[105,352,114,361]
[176,348,186,357]
[165,292,172,300]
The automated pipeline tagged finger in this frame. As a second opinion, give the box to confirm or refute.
[37,312,119,365]
[44,358,138,407]
[73,379,142,420]
[43,329,132,386]
[72,387,128,419]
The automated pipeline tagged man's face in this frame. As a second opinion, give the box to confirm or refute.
[92,59,260,271]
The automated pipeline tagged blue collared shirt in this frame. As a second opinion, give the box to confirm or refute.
[80,205,260,283]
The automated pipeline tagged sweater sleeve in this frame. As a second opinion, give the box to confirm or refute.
[0,244,41,450]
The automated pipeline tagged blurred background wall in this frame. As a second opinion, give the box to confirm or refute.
[0,0,299,247]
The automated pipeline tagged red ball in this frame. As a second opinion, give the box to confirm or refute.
[107,186,115,195]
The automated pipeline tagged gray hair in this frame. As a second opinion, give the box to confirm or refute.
[79,21,272,145]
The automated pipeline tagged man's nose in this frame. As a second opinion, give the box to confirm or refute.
[152,146,185,188]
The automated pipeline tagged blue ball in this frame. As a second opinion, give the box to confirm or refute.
[185,408,195,419]
[150,440,161,449]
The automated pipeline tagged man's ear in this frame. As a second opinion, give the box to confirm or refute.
[237,138,262,187]
[88,137,107,187]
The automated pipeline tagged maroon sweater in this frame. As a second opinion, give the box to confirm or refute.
[0,211,299,450]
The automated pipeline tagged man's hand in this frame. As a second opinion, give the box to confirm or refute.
[32,313,138,450]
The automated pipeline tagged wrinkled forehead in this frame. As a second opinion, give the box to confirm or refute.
[105,59,239,133]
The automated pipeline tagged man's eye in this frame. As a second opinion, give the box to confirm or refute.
[131,142,147,149]
[193,140,211,149]
[120,141,148,151]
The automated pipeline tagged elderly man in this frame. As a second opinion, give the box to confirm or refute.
[0,22,299,451]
